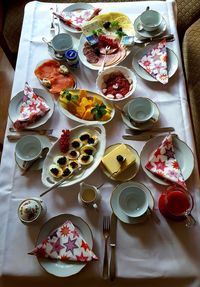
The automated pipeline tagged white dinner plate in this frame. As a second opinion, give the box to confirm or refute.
[15,135,52,171]
[60,3,94,34]
[134,15,167,39]
[121,100,160,131]
[110,181,154,224]
[58,89,115,125]
[36,214,93,277]
[100,143,140,182]
[78,34,130,71]
[140,134,194,185]
[41,123,106,187]
[132,47,178,82]
[8,88,55,129]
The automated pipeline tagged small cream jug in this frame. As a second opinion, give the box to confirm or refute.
[78,182,101,209]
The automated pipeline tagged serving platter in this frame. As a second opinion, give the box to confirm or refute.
[36,214,93,277]
[58,89,115,124]
[8,88,55,129]
[140,134,194,185]
[41,123,106,187]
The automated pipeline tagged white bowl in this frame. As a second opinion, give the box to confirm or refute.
[96,66,137,102]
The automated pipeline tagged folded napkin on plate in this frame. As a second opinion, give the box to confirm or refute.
[145,134,187,190]
[138,39,168,84]
[13,82,50,130]
[29,220,98,262]
[53,8,101,31]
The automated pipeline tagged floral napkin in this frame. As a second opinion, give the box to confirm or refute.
[53,8,101,31]
[13,82,50,130]
[29,220,98,262]
[138,39,168,84]
[145,134,187,190]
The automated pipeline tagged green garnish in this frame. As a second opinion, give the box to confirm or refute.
[92,28,104,36]
[60,90,79,103]
[115,30,127,38]
[91,103,107,120]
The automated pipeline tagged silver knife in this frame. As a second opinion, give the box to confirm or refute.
[110,213,117,281]
[125,127,175,135]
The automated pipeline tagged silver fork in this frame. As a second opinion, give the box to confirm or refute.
[102,216,110,279]
[98,46,110,74]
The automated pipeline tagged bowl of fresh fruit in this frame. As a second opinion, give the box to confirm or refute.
[96,66,137,101]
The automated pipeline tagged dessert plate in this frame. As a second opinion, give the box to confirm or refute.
[100,143,140,182]
[140,134,194,185]
[9,88,54,129]
[134,15,167,39]
[121,100,159,131]
[110,181,154,224]
[132,47,178,82]
[36,214,93,277]
[60,3,94,33]
[41,123,106,187]
[15,135,52,171]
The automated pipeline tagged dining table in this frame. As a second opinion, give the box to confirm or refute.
[1,1,200,286]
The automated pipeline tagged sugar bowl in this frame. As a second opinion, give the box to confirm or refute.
[18,197,47,225]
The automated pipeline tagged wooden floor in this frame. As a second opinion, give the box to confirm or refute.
[0,47,14,149]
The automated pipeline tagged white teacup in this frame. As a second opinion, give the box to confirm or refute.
[119,186,148,218]
[51,33,73,56]
[18,197,47,224]
[15,135,42,162]
[140,9,162,32]
[79,182,101,209]
[127,97,155,124]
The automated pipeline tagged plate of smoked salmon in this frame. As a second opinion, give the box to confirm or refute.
[58,89,115,124]
[34,60,76,96]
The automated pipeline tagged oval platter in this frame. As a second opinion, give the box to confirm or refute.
[41,123,106,187]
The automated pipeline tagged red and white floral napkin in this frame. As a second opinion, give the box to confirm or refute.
[53,8,101,31]
[13,82,50,130]
[138,39,168,84]
[29,220,98,262]
[145,134,187,190]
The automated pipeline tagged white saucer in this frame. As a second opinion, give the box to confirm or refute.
[134,15,167,39]
[100,143,140,182]
[48,45,65,61]
[15,135,52,171]
[110,181,154,224]
[121,100,159,131]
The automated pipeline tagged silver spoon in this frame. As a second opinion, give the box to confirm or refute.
[42,37,63,59]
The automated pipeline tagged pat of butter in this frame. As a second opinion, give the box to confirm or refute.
[102,144,136,176]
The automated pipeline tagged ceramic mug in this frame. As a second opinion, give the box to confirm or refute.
[18,197,47,225]
[127,97,155,123]
[140,9,162,32]
[15,135,42,163]
[51,33,73,56]
[78,182,101,209]
[119,185,148,218]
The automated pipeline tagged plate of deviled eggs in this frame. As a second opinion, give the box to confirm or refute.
[41,123,106,187]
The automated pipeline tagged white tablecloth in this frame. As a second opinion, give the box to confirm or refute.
[1,1,200,286]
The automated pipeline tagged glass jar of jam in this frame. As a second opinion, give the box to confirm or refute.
[65,49,79,69]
